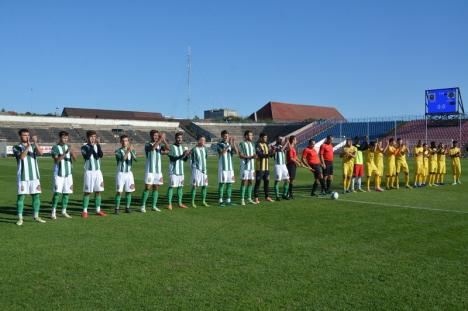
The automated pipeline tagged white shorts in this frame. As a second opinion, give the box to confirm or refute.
[275,164,290,181]
[53,175,74,194]
[240,169,255,180]
[83,170,104,193]
[17,179,42,195]
[116,171,135,193]
[191,168,208,187]
[170,174,184,188]
[218,170,235,184]
[144,172,164,185]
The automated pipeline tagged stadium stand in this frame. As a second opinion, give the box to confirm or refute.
[249,101,345,122]
[62,107,165,121]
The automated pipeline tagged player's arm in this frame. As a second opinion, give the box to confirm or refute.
[16,143,30,160]
[238,143,248,159]
[81,145,92,160]
[230,137,238,154]
[301,151,314,171]
[31,136,43,156]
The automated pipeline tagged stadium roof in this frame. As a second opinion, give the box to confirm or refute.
[62,107,164,121]
[250,101,345,122]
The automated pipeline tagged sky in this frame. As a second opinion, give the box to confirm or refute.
[1,0,467,119]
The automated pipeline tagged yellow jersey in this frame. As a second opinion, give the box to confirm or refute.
[387,145,397,162]
[396,145,408,162]
[366,148,375,164]
[449,147,461,158]
[342,146,356,164]
[429,147,438,163]
[414,146,424,163]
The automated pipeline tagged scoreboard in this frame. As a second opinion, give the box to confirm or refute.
[426,88,459,114]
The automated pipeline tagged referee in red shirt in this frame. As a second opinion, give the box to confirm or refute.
[286,135,302,199]
[319,135,334,193]
[302,139,326,196]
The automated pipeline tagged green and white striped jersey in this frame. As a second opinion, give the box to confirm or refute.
[81,144,102,171]
[144,142,166,174]
[191,146,208,173]
[51,144,73,177]
[13,143,41,181]
[217,140,234,171]
[273,144,286,165]
[239,141,255,170]
[115,147,137,173]
[169,144,185,176]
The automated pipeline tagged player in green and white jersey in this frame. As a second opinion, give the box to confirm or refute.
[81,130,106,218]
[140,130,169,213]
[167,132,191,210]
[13,129,46,225]
[238,130,257,206]
[114,135,137,214]
[272,136,290,200]
[190,135,209,208]
[51,131,77,220]
[217,130,238,207]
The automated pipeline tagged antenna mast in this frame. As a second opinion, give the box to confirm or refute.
[187,46,192,119]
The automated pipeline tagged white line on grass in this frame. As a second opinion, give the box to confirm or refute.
[296,194,468,215]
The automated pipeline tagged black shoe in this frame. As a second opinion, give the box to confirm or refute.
[275,196,282,201]
[125,208,131,213]
[310,192,316,197]
[282,195,290,200]
[320,191,327,196]
[114,208,120,215]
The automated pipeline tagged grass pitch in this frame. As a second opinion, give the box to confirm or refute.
[0,156,467,310]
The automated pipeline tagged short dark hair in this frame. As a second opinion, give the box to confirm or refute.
[259,132,267,139]
[389,138,394,143]
[453,140,458,145]
[120,134,128,140]
[86,130,97,138]
[397,137,402,141]
[289,135,296,144]
[221,130,229,136]
[308,139,315,145]
[18,128,29,136]
[197,134,205,140]
[59,131,69,137]
[244,130,252,137]
[150,130,159,136]
[175,132,183,139]
[326,135,333,140]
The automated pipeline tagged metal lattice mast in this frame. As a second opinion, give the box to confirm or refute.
[187,46,192,119]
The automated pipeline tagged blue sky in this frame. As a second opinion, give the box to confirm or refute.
[1,0,467,119]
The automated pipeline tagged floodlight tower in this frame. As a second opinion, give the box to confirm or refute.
[187,46,192,119]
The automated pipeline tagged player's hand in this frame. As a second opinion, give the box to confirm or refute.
[31,135,38,144]
[95,138,100,144]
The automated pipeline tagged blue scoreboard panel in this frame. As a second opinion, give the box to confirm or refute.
[426,88,458,114]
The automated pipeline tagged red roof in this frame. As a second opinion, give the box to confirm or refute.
[251,101,345,122]
[62,107,164,121]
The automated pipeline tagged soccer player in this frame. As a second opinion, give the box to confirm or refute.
[365,140,382,192]
[395,138,411,189]
[340,138,356,193]
[81,130,106,218]
[254,133,274,203]
[351,136,365,192]
[436,143,447,185]
[286,135,302,199]
[167,132,190,210]
[141,130,168,213]
[272,136,290,200]
[51,131,76,219]
[190,135,209,207]
[217,130,238,206]
[13,129,45,225]
[374,139,385,190]
[384,138,397,190]
[319,135,334,193]
[413,140,424,187]
[449,140,462,185]
[114,135,137,214]
[238,130,257,206]
[301,139,326,196]
[428,141,438,187]
[422,143,429,186]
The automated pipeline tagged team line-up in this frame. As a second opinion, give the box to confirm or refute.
[11,128,463,226]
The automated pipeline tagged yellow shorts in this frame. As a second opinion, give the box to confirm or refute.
[437,162,446,174]
[415,161,424,175]
[343,162,354,177]
[366,162,378,176]
[423,165,429,177]
[387,163,396,176]
[452,161,462,175]
[429,161,438,174]
[396,160,409,174]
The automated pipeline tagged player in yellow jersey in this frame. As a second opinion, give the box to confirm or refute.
[374,139,385,190]
[384,138,397,189]
[395,138,411,189]
[413,140,424,187]
[436,143,447,185]
[422,143,429,186]
[449,140,462,185]
[428,141,438,186]
[340,138,356,194]
[365,140,382,192]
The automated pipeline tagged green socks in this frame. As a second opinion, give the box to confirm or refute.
[115,194,122,209]
[52,192,60,209]
[283,182,289,196]
[274,181,280,197]
[167,187,174,205]
[62,194,69,213]
[17,194,25,216]
[32,194,40,217]
[177,187,183,205]
[240,184,246,200]
[226,183,232,201]
[141,189,149,207]
[218,183,225,201]
[191,187,197,204]
[95,195,102,212]
[151,190,158,208]
[83,195,90,212]
[125,193,132,208]
[201,186,207,203]
[247,184,253,200]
